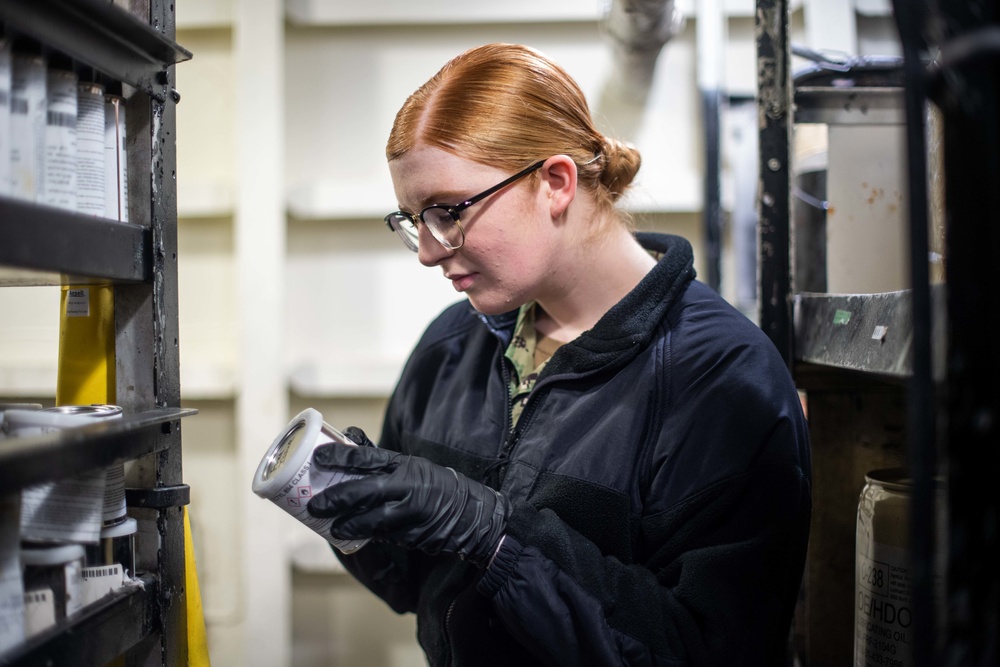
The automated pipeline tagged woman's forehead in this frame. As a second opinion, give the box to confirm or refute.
[389,147,505,207]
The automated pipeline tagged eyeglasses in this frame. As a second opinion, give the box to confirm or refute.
[384,159,547,253]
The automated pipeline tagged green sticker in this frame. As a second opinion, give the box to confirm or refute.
[833,309,852,325]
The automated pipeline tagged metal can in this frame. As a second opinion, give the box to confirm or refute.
[854,468,945,667]
[6,405,124,543]
[75,82,106,217]
[252,408,369,554]
[42,405,128,529]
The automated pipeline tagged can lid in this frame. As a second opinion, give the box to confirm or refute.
[42,404,122,418]
[101,517,138,539]
[252,408,324,497]
[865,467,946,491]
[21,543,86,566]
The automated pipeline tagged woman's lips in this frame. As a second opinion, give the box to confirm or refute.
[447,272,476,292]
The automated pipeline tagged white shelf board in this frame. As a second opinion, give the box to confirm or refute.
[180,363,238,400]
[0,366,56,398]
[286,179,390,221]
[176,0,233,28]
[178,180,235,219]
[289,362,402,398]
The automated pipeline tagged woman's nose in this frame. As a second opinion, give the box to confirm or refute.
[417,225,456,266]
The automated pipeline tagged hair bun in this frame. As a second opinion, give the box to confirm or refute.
[597,136,642,200]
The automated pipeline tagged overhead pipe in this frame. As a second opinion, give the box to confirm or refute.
[600,0,685,106]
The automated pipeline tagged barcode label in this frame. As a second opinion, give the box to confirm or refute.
[46,110,76,128]
[82,565,123,580]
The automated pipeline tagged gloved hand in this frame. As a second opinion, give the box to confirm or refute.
[306,429,508,566]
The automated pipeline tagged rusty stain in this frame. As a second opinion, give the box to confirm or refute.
[827,205,836,216]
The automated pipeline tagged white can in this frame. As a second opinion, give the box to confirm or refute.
[75,82,106,216]
[42,69,78,212]
[5,405,124,544]
[854,468,946,667]
[252,408,369,554]
[9,53,46,202]
[42,405,127,528]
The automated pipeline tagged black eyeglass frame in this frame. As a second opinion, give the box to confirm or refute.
[384,158,548,252]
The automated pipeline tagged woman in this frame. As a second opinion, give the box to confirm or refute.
[307,43,811,666]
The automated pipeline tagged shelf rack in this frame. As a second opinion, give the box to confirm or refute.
[0,0,192,664]
[756,0,999,665]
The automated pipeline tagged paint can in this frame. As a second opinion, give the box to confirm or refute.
[854,468,945,667]
[75,82,106,216]
[5,405,124,544]
[43,405,128,529]
[9,53,46,202]
[252,408,369,554]
[42,68,78,212]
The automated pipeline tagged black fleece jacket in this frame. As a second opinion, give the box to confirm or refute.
[336,232,812,666]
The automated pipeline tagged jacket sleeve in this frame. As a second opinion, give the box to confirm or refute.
[477,397,812,666]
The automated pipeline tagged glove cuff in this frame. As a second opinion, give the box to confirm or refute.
[468,490,509,567]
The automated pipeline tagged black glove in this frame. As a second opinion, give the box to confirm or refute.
[306,429,508,566]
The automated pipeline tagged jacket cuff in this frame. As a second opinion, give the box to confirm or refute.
[476,534,524,598]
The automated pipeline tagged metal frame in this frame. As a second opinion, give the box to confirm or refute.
[758,0,1000,663]
[0,0,190,664]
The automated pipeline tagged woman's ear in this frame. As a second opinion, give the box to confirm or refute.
[539,155,577,220]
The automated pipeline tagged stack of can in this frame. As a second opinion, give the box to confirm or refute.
[0,404,137,644]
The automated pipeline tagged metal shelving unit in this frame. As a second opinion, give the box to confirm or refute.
[757,1,999,665]
[0,0,192,664]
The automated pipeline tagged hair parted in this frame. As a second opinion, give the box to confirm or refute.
[386,43,641,218]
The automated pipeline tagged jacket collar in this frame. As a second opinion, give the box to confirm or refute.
[478,232,696,376]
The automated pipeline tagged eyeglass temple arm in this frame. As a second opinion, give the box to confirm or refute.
[455,159,547,210]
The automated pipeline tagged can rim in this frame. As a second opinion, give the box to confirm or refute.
[865,466,946,491]
[261,419,307,482]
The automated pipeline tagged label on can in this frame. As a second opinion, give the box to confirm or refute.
[10,54,47,202]
[76,83,106,216]
[253,409,369,554]
[42,69,78,212]
[854,468,945,667]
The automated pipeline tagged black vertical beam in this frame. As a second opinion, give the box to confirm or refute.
[929,1,1000,664]
[890,0,938,664]
[756,0,793,365]
[147,0,187,663]
[702,88,723,293]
